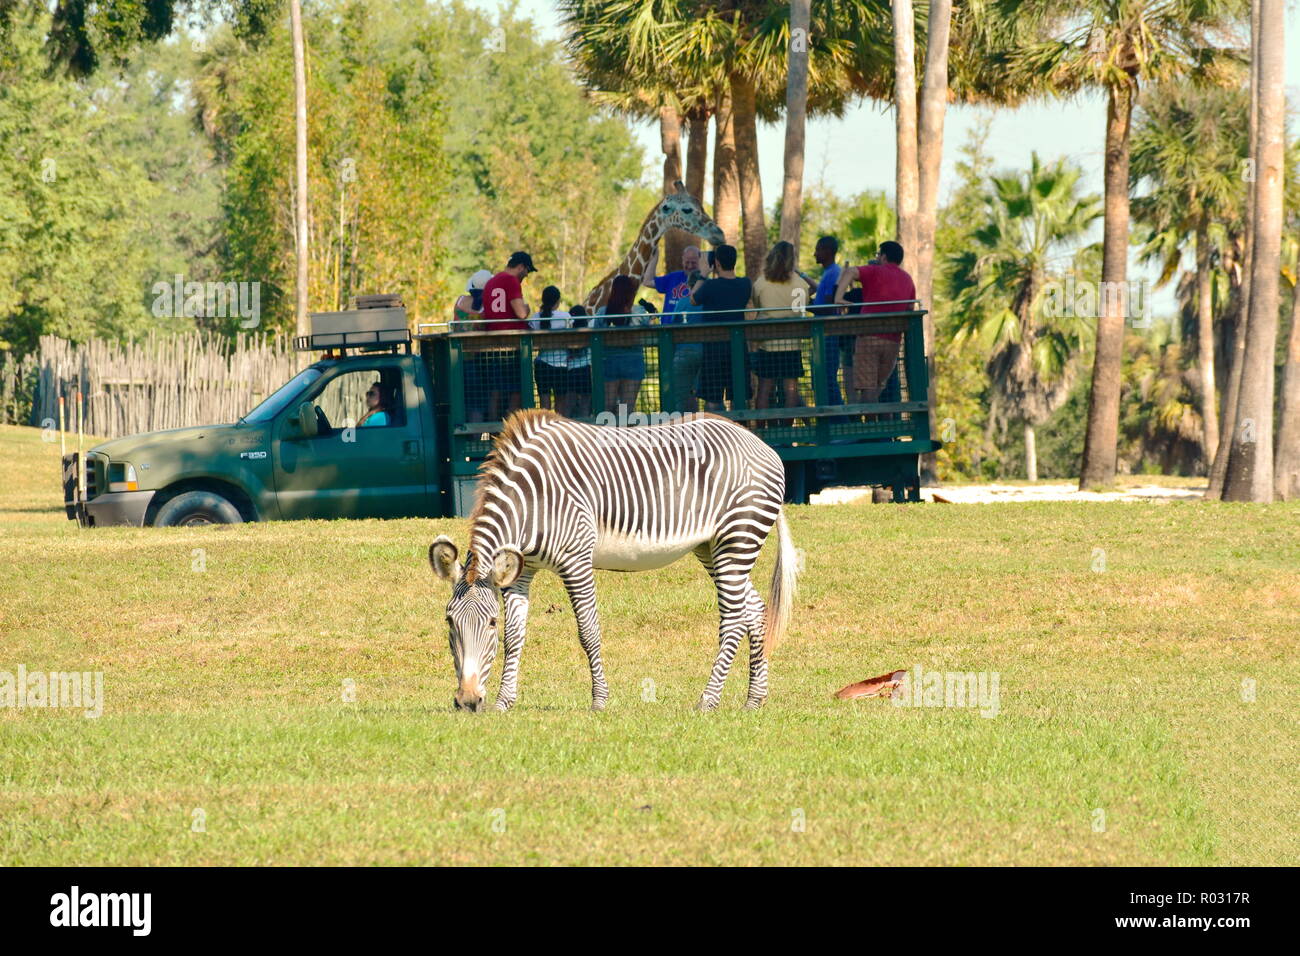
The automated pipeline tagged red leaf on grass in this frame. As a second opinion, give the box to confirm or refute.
[834,670,907,700]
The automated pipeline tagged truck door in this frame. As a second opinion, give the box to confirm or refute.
[273,359,434,520]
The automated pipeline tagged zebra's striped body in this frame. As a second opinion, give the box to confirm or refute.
[429,409,797,712]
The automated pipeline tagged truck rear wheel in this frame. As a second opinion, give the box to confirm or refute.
[153,490,244,527]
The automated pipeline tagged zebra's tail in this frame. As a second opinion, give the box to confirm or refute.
[763,510,798,659]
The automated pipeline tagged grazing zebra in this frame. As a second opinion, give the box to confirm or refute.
[428,408,797,713]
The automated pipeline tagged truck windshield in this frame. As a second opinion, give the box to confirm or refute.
[241,367,324,424]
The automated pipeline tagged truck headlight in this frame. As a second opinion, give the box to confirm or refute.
[108,463,138,493]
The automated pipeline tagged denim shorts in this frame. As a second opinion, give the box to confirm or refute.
[604,349,645,381]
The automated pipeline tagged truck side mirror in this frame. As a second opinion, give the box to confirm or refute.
[285,401,319,440]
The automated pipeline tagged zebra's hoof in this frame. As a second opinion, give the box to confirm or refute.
[695,697,719,713]
[494,698,514,712]
[591,699,607,712]
[744,698,765,710]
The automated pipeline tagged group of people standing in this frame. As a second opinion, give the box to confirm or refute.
[450,236,917,422]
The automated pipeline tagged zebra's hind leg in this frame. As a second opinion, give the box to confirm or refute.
[696,544,757,712]
[742,582,769,709]
[558,558,610,712]
[494,570,535,712]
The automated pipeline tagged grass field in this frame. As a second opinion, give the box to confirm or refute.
[0,423,1296,865]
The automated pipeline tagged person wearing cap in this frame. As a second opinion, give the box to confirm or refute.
[479,252,537,418]
[453,269,493,331]
[482,252,536,332]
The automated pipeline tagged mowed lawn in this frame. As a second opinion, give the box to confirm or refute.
[0,423,1296,866]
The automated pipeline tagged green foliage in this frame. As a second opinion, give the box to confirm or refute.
[0,15,209,353]
[194,0,647,330]
[948,152,1100,435]
[1118,323,1205,475]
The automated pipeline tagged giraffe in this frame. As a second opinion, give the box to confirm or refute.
[583,181,726,311]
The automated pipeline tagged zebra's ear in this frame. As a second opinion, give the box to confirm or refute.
[429,536,461,584]
[491,547,524,590]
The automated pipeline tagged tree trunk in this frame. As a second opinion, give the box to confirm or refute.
[915,0,951,486]
[778,0,811,256]
[1209,0,1260,500]
[730,71,767,278]
[290,0,310,337]
[915,0,950,317]
[891,0,919,258]
[712,87,739,246]
[685,108,710,213]
[1078,82,1133,489]
[1194,227,1219,467]
[660,104,688,273]
[1224,0,1286,503]
[1274,282,1300,499]
[1024,423,1038,482]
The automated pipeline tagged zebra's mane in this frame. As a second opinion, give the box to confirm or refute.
[465,409,563,581]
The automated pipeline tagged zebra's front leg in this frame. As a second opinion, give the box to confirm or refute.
[560,561,609,711]
[495,570,535,711]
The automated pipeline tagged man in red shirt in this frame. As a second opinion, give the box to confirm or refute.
[834,240,917,402]
[482,251,536,331]
[478,251,536,418]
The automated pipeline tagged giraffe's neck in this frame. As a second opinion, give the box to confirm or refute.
[618,214,664,278]
[585,210,666,308]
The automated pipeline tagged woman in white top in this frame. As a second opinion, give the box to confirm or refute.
[529,285,571,413]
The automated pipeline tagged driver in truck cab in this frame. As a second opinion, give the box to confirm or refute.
[358,381,393,427]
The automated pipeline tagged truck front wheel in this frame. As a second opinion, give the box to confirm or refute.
[153,490,244,527]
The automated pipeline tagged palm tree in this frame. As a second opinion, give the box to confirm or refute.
[778,0,811,253]
[559,0,896,274]
[1209,0,1260,499]
[948,154,1102,480]
[892,0,920,267]
[1010,0,1245,489]
[844,191,898,260]
[1224,0,1284,502]
[1276,312,1300,499]
[1130,82,1249,468]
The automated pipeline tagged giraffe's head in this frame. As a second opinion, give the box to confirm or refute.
[428,535,523,713]
[657,181,725,247]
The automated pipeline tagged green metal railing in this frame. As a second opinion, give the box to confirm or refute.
[419,307,936,507]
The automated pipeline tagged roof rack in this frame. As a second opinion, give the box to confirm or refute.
[294,296,412,352]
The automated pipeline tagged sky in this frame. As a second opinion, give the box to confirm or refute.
[466,0,1300,318]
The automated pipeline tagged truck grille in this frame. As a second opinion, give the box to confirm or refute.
[85,456,99,499]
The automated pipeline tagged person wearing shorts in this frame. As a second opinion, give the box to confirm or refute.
[835,240,916,403]
[749,240,807,417]
[529,286,571,413]
[690,244,752,412]
[595,274,651,415]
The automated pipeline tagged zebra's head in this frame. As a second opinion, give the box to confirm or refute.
[428,535,524,713]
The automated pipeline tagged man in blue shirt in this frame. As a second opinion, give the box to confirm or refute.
[641,244,702,323]
[809,236,849,406]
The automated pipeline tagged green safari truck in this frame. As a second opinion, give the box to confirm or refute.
[62,297,940,527]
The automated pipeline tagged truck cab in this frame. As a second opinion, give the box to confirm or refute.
[63,300,443,527]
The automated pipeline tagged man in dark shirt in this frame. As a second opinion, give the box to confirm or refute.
[690,244,751,411]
